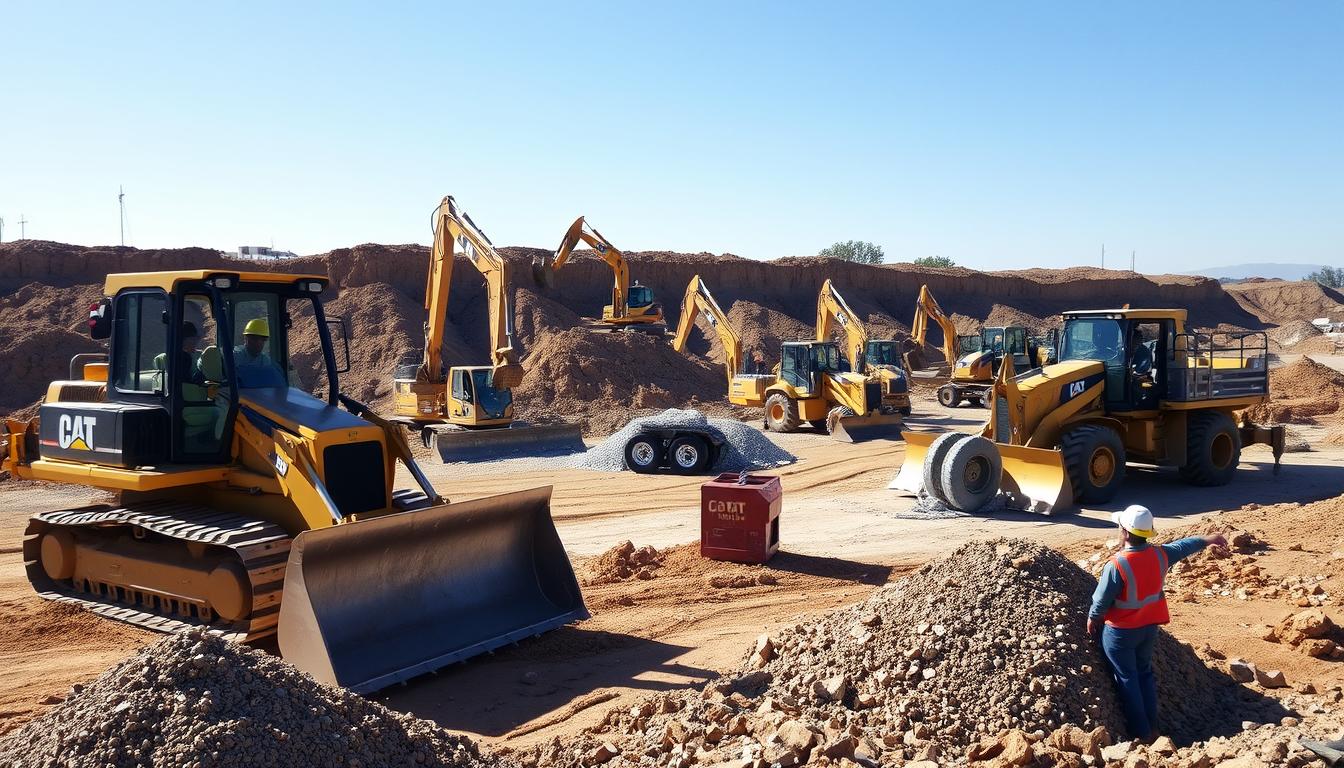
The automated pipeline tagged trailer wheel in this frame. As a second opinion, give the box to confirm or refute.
[668,435,711,474]
[624,434,664,473]
[937,385,961,408]
[1179,411,1241,487]
[922,432,971,505]
[938,436,1003,512]
[764,393,802,433]
[900,406,913,417]
[1061,424,1126,503]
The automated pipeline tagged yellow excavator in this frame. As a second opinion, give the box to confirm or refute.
[392,196,584,461]
[908,284,962,373]
[532,216,664,332]
[1,268,586,693]
[672,275,900,441]
[891,308,1285,514]
[815,279,912,416]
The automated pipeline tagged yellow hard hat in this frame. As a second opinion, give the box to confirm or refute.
[243,318,270,337]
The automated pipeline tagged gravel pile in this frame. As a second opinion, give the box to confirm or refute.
[524,538,1292,767]
[574,409,795,472]
[0,630,506,768]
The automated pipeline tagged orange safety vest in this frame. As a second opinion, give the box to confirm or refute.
[1104,546,1171,629]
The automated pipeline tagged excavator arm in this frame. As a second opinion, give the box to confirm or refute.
[816,279,869,370]
[672,274,743,385]
[418,196,523,389]
[533,216,635,320]
[911,284,960,367]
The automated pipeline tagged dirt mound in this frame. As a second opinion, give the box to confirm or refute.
[0,631,501,768]
[1244,357,1344,426]
[579,541,666,586]
[0,282,108,412]
[1271,319,1324,349]
[1227,280,1344,325]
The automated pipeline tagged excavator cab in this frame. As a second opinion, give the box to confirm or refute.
[628,282,655,310]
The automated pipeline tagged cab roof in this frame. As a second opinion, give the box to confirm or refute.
[1062,309,1187,321]
[103,270,328,294]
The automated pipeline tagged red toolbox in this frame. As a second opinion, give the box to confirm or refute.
[700,472,781,564]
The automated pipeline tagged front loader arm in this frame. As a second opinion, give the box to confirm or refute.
[419,196,523,389]
[816,279,869,370]
[672,274,743,385]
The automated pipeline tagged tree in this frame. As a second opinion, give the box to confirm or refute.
[819,240,884,265]
[913,255,956,268]
[1307,266,1343,288]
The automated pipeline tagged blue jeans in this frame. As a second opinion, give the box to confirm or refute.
[1101,623,1160,738]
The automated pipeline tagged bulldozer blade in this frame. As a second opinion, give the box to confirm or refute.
[431,422,586,463]
[889,431,938,494]
[277,486,588,694]
[1300,740,1344,767]
[997,444,1073,515]
[830,413,904,443]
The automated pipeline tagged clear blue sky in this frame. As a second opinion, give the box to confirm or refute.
[2,2,1340,272]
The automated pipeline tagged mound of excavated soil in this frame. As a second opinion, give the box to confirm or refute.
[0,631,501,768]
[579,541,666,586]
[0,282,108,412]
[1270,319,1324,349]
[1227,280,1344,326]
[1244,357,1344,426]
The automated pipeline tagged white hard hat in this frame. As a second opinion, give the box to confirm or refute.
[1111,504,1156,538]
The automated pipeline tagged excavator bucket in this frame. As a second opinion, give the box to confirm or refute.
[888,431,937,494]
[430,423,587,463]
[277,486,588,694]
[996,443,1073,515]
[830,412,904,443]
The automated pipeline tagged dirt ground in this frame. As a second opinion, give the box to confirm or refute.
[3,402,1343,748]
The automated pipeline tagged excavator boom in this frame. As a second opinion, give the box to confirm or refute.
[910,284,960,368]
[672,274,743,385]
[533,216,663,327]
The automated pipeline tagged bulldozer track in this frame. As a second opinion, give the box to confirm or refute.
[22,500,291,642]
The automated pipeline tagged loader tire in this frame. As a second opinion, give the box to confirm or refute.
[923,432,971,506]
[624,434,664,473]
[1179,411,1241,487]
[824,406,856,436]
[764,394,802,433]
[900,406,913,417]
[1062,424,1126,503]
[668,434,711,475]
[938,436,1003,512]
[937,385,961,408]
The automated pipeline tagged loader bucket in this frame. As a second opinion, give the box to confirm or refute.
[996,443,1073,515]
[431,422,587,463]
[277,486,588,694]
[830,412,904,443]
[889,431,938,494]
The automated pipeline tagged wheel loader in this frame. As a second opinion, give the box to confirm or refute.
[672,275,900,442]
[891,308,1285,514]
[1,269,588,693]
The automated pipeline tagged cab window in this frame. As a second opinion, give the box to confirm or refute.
[112,291,169,394]
[629,285,653,308]
[227,293,288,389]
[1005,328,1027,355]
[452,369,472,403]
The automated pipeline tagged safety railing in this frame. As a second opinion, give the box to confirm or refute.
[1165,331,1269,402]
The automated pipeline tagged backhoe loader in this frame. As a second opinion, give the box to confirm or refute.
[672,275,900,441]
[1,269,587,693]
[392,196,584,462]
[937,324,1054,409]
[532,216,664,332]
[891,308,1285,514]
[815,279,912,416]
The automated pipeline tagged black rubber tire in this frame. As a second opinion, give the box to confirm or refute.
[1061,424,1127,503]
[1179,411,1241,487]
[938,436,1003,512]
[923,432,971,505]
[937,385,961,408]
[825,406,857,436]
[667,434,711,475]
[764,393,802,433]
[900,406,913,417]
[624,434,664,473]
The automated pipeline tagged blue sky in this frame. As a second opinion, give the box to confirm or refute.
[1,2,1340,272]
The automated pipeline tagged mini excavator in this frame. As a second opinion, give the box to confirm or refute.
[2,268,587,694]
[392,196,584,461]
[532,216,664,332]
[671,275,900,441]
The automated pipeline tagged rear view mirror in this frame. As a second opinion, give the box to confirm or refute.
[87,298,112,339]
[326,317,351,373]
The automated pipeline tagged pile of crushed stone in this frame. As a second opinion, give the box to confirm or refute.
[0,631,502,768]
[574,409,795,472]
[526,539,1291,767]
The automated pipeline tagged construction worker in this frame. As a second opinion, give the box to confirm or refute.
[233,318,286,388]
[1088,505,1228,740]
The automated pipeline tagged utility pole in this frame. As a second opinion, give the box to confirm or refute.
[1101,243,1105,269]
[119,186,126,246]
[18,214,28,240]
[1130,250,1135,272]
[0,216,5,243]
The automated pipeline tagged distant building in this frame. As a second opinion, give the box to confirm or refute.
[229,245,299,260]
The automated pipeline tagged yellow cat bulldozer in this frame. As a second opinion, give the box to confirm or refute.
[1,268,587,693]
[891,308,1285,513]
[672,275,900,441]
